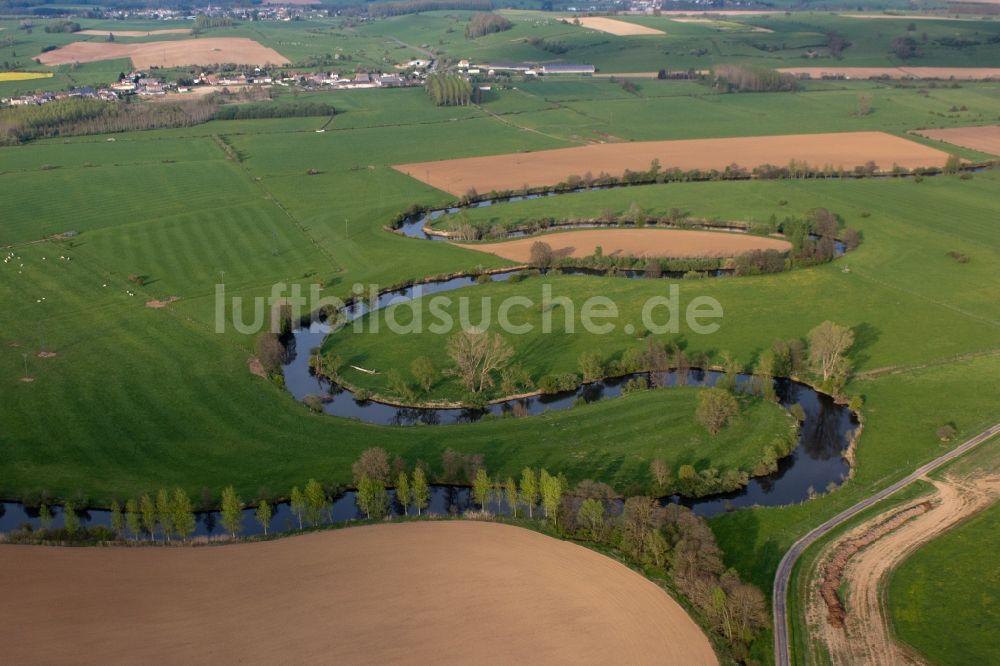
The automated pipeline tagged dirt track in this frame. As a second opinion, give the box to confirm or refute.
[809,475,1000,666]
[395,132,949,196]
[915,125,1000,156]
[37,37,288,68]
[0,521,717,665]
[460,228,791,261]
[779,66,1000,80]
[574,17,665,35]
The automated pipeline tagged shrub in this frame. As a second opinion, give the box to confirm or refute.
[936,424,956,441]
[538,373,580,394]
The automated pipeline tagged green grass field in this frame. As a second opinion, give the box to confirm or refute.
[2,27,1000,661]
[887,501,1000,665]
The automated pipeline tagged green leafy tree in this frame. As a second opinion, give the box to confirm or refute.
[110,499,124,538]
[696,388,740,435]
[520,467,538,518]
[304,478,327,526]
[63,501,79,536]
[539,469,563,526]
[140,494,157,541]
[396,471,411,516]
[172,488,196,540]
[256,499,273,536]
[39,503,53,529]
[411,467,429,516]
[410,356,436,393]
[504,477,518,517]
[357,474,387,520]
[577,498,605,540]
[472,467,491,511]
[125,498,141,540]
[220,485,243,538]
[290,486,306,529]
[578,351,604,382]
[156,488,174,541]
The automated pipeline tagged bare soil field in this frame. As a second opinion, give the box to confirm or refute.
[77,28,193,36]
[0,521,717,665]
[915,125,1000,156]
[779,66,1000,80]
[395,132,949,196]
[574,17,665,36]
[807,474,1000,666]
[459,228,791,262]
[37,38,289,68]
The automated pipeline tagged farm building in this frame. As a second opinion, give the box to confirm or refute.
[542,64,596,75]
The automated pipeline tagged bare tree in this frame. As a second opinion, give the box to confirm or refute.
[446,328,514,393]
[352,447,390,484]
[807,321,855,382]
[529,241,553,269]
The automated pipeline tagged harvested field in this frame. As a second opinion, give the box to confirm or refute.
[808,474,1000,666]
[915,125,1000,156]
[0,71,53,81]
[459,228,791,261]
[395,132,949,196]
[779,66,1000,80]
[574,16,665,35]
[0,521,717,665]
[36,38,289,68]
[77,29,193,36]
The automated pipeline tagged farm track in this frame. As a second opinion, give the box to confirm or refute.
[773,423,1000,665]
[854,348,1000,381]
[808,474,1000,665]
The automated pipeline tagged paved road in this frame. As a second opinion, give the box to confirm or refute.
[773,422,1000,666]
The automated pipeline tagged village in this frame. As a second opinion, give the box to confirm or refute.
[2,56,600,107]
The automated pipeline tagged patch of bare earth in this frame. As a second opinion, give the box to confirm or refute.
[145,296,180,309]
[76,29,193,36]
[915,125,1000,156]
[36,351,56,358]
[574,16,665,35]
[36,38,288,68]
[807,474,1000,665]
[459,228,791,262]
[0,521,717,665]
[395,132,949,196]
[247,356,266,378]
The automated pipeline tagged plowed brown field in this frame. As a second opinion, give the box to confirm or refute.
[459,228,791,261]
[916,125,1000,156]
[575,17,665,35]
[0,521,717,665]
[36,37,288,68]
[395,132,949,196]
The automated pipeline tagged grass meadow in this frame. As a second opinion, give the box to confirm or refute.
[1,45,999,662]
